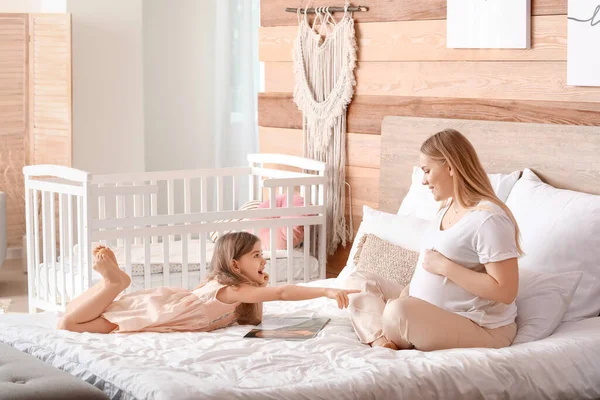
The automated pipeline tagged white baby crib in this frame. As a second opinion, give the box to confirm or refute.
[24,154,327,313]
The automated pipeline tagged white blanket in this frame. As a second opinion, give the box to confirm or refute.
[1,279,600,400]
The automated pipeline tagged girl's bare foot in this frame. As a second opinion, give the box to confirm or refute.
[93,253,130,289]
[93,245,118,266]
[93,246,130,288]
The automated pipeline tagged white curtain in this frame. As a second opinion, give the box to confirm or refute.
[214,0,260,206]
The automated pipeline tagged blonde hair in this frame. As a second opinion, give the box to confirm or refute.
[207,231,260,286]
[420,129,523,256]
[206,231,262,323]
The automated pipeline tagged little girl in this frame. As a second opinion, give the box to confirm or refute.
[57,232,358,334]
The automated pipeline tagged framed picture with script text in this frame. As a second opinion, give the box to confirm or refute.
[447,0,531,49]
[567,0,600,86]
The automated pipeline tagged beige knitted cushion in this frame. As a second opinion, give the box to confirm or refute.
[353,233,419,287]
[209,200,262,243]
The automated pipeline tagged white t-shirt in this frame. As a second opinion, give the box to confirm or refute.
[409,201,518,329]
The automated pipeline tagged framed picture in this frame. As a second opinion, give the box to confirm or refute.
[567,1,600,86]
[447,0,531,49]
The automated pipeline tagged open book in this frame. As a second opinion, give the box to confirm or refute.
[244,317,330,341]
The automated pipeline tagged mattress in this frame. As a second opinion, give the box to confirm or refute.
[2,279,600,400]
[35,239,320,301]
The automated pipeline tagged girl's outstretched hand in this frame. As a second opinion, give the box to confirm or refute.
[325,289,361,309]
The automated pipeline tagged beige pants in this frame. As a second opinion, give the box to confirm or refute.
[342,271,517,351]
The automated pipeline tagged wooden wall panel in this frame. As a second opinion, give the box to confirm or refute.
[259,0,600,277]
[259,126,380,224]
[259,127,381,168]
[261,0,446,27]
[265,61,600,102]
[33,134,70,165]
[29,14,72,166]
[0,13,71,250]
[0,14,27,248]
[261,0,566,27]
[259,93,600,134]
[260,16,566,62]
[345,166,379,210]
[0,133,26,249]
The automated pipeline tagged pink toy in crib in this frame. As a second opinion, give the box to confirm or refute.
[258,194,307,250]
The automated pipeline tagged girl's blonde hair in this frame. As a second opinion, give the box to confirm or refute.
[420,129,523,256]
[206,231,262,323]
[207,231,260,286]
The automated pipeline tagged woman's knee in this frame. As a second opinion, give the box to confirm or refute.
[381,297,416,349]
[382,296,416,324]
[348,292,378,311]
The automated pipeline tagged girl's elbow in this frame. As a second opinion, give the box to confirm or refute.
[275,286,286,301]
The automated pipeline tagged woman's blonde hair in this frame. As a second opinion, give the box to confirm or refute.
[420,129,523,256]
[205,231,262,323]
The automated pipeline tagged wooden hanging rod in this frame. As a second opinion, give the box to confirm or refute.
[285,6,369,14]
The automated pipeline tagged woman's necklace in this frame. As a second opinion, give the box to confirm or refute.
[447,203,460,225]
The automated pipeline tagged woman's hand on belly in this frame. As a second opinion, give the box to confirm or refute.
[422,249,451,276]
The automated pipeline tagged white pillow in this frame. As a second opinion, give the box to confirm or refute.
[397,167,521,220]
[506,168,600,322]
[397,167,441,221]
[513,269,582,345]
[488,171,522,203]
[336,206,430,281]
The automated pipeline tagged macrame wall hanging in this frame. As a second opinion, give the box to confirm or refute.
[292,1,358,255]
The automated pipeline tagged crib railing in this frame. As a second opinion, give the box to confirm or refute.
[23,165,92,313]
[24,154,327,313]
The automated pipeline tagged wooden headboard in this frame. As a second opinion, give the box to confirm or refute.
[379,116,600,213]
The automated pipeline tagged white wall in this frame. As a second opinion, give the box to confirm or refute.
[40,0,66,13]
[143,0,216,173]
[0,0,66,13]
[0,0,40,12]
[67,0,145,174]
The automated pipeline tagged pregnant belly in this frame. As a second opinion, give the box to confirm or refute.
[409,267,480,312]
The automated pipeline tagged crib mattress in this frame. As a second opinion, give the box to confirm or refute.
[69,239,316,275]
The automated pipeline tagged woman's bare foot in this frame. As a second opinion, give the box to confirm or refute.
[93,253,130,289]
[370,337,400,350]
[370,337,389,347]
[382,341,400,350]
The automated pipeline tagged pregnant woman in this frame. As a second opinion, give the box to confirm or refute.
[343,129,522,351]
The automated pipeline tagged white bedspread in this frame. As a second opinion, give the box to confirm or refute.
[1,279,600,400]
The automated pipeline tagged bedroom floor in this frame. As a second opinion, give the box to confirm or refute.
[0,259,28,313]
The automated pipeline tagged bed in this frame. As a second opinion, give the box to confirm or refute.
[0,281,599,400]
[4,116,600,399]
